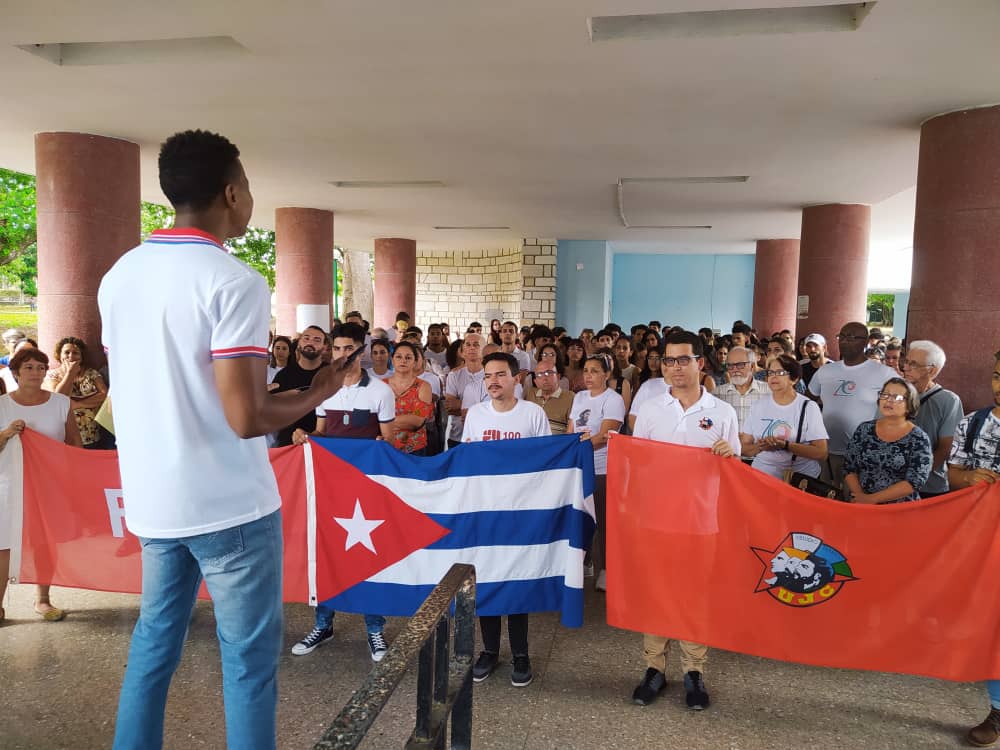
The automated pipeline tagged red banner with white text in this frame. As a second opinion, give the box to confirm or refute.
[606,433,1000,682]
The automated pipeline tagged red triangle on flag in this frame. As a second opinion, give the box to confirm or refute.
[310,444,450,600]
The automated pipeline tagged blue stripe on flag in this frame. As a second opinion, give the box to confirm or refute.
[320,578,586,628]
[314,433,595,497]
[426,507,594,550]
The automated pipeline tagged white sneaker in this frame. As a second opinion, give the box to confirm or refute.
[595,570,607,592]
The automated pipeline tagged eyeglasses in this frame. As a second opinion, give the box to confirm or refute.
[902,360,929,370]
[662,355,701,367]
[540,351,557,358]
[837,334,867,341]
[765,369,790,378]
[646,355,661,363]
[727,361,751,370]
[536,369,558,377]
[878,393,907,402]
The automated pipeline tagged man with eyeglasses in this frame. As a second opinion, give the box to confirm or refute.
[898,340,963,498]
[462,351,551,689]
[524,359,574,434]
[715,346,769,434]
[630,330,740,711]
[808,321,897,489]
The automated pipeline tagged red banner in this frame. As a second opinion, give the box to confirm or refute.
[14,430,312,600]
[606,433,1000,681]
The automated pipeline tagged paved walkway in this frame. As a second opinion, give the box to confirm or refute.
[0,584,986,749]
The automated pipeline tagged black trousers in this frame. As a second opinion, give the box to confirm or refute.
[479,614,529,656]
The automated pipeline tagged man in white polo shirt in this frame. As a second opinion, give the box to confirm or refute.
[463,351,550,689]
[98,130,348,750]
[631,330,740,712]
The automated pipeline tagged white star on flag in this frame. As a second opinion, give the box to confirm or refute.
[334,499,385,554]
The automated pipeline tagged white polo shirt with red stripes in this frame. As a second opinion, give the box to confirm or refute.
[98,227,280,539]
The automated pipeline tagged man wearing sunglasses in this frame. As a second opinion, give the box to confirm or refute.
[808,321,897,489]
[630,330,741,712]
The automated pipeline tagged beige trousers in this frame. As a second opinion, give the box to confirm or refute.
[642,634,708,675]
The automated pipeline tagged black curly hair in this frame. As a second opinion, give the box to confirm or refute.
[158,130,241,210]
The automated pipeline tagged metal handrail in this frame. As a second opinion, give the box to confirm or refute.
[313,563,477,750]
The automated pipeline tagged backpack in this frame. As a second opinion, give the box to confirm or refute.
[964,407,995,455]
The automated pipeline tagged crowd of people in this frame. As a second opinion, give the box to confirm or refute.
[2,129,999,749]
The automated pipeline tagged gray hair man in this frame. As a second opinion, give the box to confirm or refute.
[901,340,963,497]
[714,346,769,434]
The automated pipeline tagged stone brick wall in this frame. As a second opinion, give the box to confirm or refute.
[519,239,557,327]
[415,246,522,330]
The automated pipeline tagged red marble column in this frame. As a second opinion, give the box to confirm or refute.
[752,239,800,336]
[795,204,870,358]
[35,132,140,358]
[374,238,416,331]
[909,104,1000,410]
[274,207,334,335]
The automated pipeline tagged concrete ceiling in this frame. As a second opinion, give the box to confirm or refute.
[1,1,998,256]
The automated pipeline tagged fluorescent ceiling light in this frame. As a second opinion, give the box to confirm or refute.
[621,176,750,185]
[17,36,246,66]
[589,2,876,42]
[331,180,446,188]
[434,226,511,230]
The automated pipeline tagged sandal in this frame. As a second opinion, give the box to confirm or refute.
[34,601,65,622]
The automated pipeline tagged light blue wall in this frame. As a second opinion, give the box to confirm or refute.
[893,291,909,338]
[555,241,610,334]
[610,254,755,332]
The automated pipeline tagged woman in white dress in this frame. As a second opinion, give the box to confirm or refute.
[0,347,82,624]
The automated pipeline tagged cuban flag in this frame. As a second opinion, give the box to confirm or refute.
[306,434,596,627]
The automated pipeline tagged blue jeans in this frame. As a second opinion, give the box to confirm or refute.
[315,604,385,634]
[113,511,284,750]
[988,680,1000,708]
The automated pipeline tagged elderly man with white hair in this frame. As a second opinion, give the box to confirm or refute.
[901,340,964,497]
[714,345,770,434]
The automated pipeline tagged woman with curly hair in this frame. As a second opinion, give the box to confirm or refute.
[44,336,109,449]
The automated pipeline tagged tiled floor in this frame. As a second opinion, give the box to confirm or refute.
[0,584,987,749]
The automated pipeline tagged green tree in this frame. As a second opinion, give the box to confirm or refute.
[227,228,276,289]
[867,293,895,326]
[0,167,38,296]
[0,167,278,293]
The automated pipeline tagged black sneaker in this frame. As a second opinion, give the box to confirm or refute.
[684,670,710,710]
[472,651,499,682]
[367,630,388,662]
[631,667,666,705]
[291,625,333,656]
[511,654,533,687]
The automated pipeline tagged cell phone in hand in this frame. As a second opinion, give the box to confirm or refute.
[341,345,365,368]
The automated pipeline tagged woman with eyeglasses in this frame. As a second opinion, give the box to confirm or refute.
[843,377,933,503]
[569,352,626,592]
[741,354,829,480]
[563,338,587,392]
